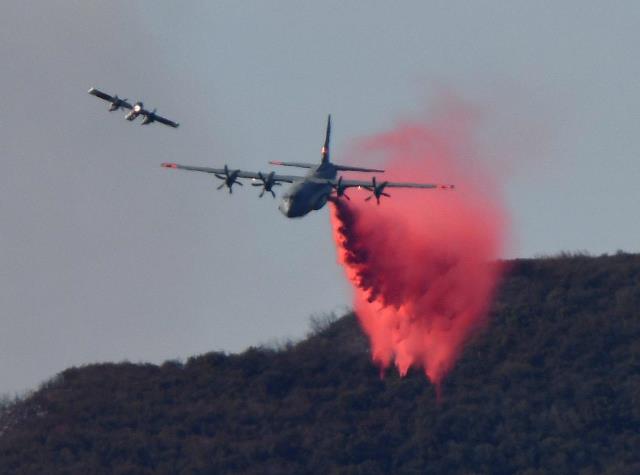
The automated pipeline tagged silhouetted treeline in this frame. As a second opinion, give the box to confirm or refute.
[1,253,639,474]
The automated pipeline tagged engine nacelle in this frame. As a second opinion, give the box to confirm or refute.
[109,95,127,112]
[141,114,155,125]
[141,106,157,125]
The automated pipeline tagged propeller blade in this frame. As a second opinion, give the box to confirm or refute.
[252,172,278,198]
[217,183,225,190]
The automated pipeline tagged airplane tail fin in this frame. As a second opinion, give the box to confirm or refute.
[321,114,331,164]
[269,115,331,169]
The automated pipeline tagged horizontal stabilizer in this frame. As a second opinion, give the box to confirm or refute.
[269,161,315,169]
[334,164,385,173]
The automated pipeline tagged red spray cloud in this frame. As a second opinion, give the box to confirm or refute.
[330,99,508,389]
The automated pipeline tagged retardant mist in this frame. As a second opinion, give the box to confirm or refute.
[330,103,508,391]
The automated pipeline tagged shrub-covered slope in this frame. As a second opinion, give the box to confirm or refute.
[1,254,639,475]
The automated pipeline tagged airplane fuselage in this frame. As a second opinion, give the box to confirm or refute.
[125,111,140,121]
[278,163,337,218]
[125,103,144,121]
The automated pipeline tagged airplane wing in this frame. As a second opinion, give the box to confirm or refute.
[88,87,132,109]
[320,177,455,190]
[137,107,179,128]
[153,114,180,128]
[161,163,303,183]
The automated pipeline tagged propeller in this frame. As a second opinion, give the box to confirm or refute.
[331,176,350,200]
[251,171,281,198]
[214,165,243,194]
[364,176,390,204]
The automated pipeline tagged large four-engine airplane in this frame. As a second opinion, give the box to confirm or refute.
[161,116,454,218]
[88,87,179,128]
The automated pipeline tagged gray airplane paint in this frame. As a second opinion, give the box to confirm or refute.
[278,169,334,217]
[279,116,337,217]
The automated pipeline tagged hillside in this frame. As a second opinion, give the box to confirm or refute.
[1,253,639,475]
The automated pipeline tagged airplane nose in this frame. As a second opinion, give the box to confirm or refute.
[278,201,290,216]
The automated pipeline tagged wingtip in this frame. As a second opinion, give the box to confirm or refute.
[88,87,96,94]
[161,163,178,169]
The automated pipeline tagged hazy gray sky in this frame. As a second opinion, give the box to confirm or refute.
[2,1,639,394]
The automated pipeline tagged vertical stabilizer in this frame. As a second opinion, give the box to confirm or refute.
[321,114,331,163]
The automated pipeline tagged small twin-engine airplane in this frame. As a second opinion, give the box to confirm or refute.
[162,116,454,218]
[88,87,179,128]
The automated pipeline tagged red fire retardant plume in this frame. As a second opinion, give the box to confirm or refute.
[330,105,507,389]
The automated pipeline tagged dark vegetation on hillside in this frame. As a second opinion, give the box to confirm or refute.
[1,253,639,475]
